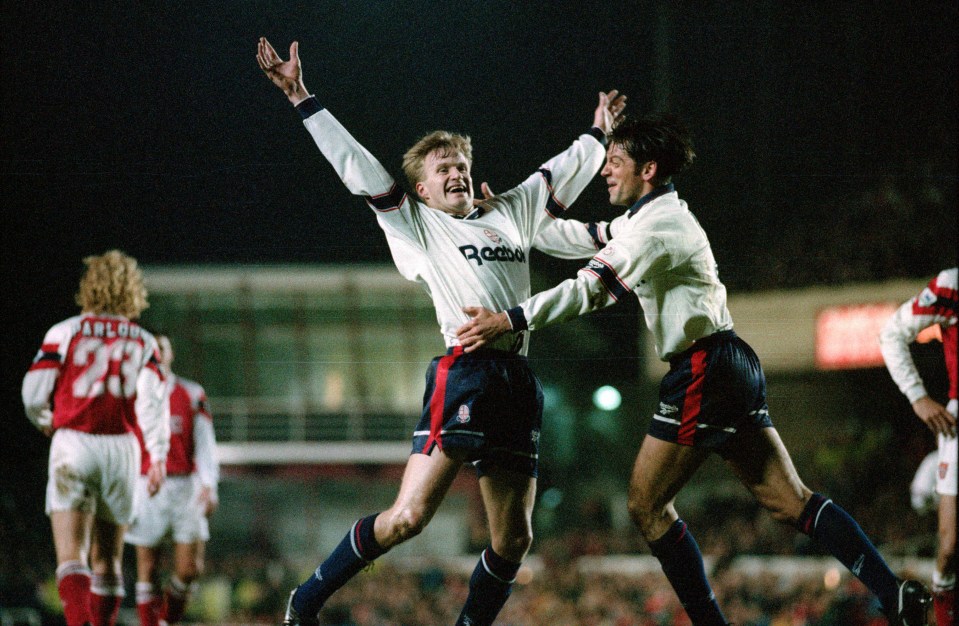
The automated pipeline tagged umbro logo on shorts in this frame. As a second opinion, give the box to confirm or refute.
[659,402,679,415]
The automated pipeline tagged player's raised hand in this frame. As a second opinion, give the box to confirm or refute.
[593,90,627,135]
[457,306,512,353]
[472,182,496,207]
[257,37,309,105]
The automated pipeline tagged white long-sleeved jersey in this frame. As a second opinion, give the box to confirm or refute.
[298,97,607,355]
[22,314,170,464]
[507,184,733,360]
[137,374,218,498]
[879,268,958,404]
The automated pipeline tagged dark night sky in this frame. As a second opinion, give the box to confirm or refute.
[2,2,956,504]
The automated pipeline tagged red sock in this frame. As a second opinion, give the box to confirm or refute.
[90,573,124,626]
[89,593,121,626]
[136,582,161,626]
[56,561,92,626]
[934,589,955,626]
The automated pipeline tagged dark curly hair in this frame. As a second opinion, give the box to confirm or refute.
[609,112,696,182]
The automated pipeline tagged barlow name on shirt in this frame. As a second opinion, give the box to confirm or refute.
[80,319,142,340]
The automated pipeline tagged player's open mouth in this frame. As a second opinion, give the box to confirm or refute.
[447,185,468,195]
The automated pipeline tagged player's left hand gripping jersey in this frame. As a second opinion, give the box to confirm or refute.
[138,374,218,487]
[22,314,170,464]
[508,185,733,360]
[879,268,959,405]
[297,97,607,355]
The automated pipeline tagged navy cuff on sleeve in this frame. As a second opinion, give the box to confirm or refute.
[506,306,529,332]
[587,127,608,146]
[296,96,324,119]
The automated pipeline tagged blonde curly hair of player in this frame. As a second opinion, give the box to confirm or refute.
[402,130,473,193]
[75,249,149,319]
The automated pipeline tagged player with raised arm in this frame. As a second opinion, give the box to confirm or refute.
[457,113,933,625]
[126,335,220,626]
[880,268,957,625]
[257,37,624,626]
[22,250,170,626]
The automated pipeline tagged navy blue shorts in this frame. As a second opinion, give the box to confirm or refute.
[411,346,543,478]
[649,330,773,452]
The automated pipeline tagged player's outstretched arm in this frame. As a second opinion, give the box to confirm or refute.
[257,37,310,105]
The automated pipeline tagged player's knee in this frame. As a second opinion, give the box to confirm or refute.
[755,491,804,527]
[498,528,533,561]
[176,562,201,583]
[759,498,800,526]
[626,494,659,538]
[386,506,429,544]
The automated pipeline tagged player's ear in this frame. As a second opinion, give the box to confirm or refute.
[415,181,430,200]
[640,160,658,182]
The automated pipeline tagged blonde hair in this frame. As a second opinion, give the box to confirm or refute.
[401,130,473,192]
[75,250,149,319]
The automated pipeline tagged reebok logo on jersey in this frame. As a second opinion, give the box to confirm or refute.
[459,244,526,266]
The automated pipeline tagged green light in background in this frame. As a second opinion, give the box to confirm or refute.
[592,385,622,411]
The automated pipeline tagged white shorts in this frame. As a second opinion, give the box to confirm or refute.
[125,474,209,546]
[937,399,958,497]
[46,429,140,525]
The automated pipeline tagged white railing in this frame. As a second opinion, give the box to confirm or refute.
[209,397,417,443]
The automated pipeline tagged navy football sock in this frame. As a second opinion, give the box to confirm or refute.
[798,493,899,612]
[293,513,387,616]
[455,546,521,626]
[648,519,728,625]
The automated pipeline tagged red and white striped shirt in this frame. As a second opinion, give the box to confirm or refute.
[880,268,958,404]
[137,374,218,494]
[22,313,170,463]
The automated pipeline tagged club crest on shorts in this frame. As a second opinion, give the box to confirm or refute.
[457,404,471,424]
[940,462,949,480]
[531,429,540,444]
[483,229,501,244]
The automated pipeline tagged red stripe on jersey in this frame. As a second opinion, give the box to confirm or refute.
[913,274,959,318]
[29,343,63,370]
[678,351,707,446]
[944,324,958,400]
[422,347,463,453]
[39,343,62,357]
[29,356,61,371]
